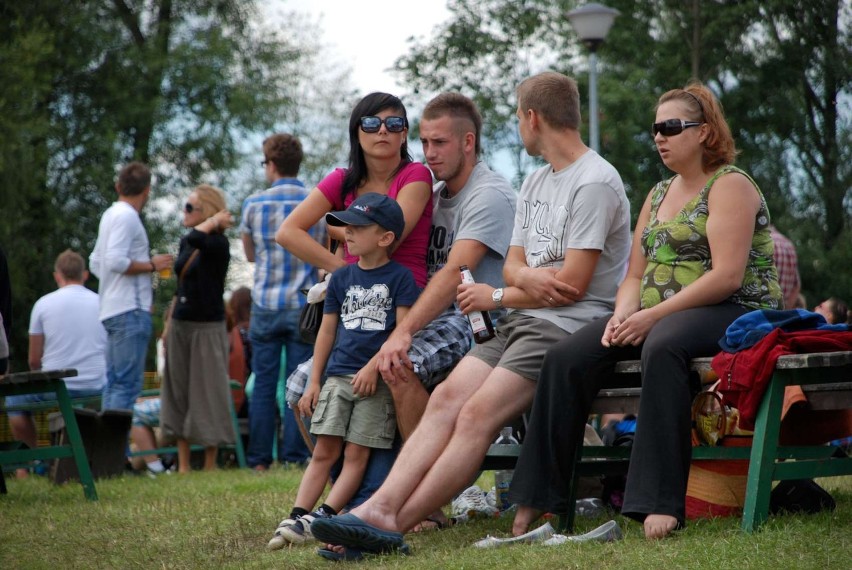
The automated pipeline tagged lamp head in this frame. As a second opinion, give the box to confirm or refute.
[566,2,620,52]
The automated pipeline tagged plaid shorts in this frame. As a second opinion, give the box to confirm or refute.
[132,398,161,427]
[285,308,473,407]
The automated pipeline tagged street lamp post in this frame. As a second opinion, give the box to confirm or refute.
[566,3,619,153]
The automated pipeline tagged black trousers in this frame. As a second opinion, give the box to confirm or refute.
[507,303,748,525]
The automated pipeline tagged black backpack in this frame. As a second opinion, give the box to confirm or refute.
[770,479,836,515]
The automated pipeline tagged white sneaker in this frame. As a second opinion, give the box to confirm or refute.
[452,485,499,518]
[267,512,323,549]
[473,522,555,548]
[267,517,298,550]
[542,520,623,545]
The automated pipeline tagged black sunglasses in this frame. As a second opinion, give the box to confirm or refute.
[652,119,702,137]
[360,115,406,133]
[184,202,195,213]
[260,159,269,167]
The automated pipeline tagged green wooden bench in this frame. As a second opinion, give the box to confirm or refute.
[482,350,852,533]
[126,380,247,469]
[0,369,97,500]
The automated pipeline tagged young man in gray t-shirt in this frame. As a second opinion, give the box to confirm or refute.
[375,95,516,441]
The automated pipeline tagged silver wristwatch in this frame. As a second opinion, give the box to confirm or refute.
[491,288,504,310]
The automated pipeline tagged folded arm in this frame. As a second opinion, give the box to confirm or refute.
[457,245,593,313]
[276,189,347,274]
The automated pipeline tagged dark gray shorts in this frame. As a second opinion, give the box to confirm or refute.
[466,312,569,381]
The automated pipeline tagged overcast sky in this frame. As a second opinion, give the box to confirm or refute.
[270,0,451,95]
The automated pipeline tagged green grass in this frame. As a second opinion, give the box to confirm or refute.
[1,467,850,569]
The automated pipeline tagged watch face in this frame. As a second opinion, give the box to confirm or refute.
[492,289,503,302]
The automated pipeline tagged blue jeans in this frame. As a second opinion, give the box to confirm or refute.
[5,387,104,417]
[102,309,151,411]
[248,305,313,467]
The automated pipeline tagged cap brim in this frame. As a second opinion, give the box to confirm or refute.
[325,210,376,228]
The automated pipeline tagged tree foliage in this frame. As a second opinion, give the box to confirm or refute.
[393,0,850,306]
[0,0,355,363]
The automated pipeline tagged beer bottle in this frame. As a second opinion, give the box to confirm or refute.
[459,265,495,344]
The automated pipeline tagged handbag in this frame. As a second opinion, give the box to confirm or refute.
[298,298,324,344]
[687,380,753,519]
[298,240,338,344]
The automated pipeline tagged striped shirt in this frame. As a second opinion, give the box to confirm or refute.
[240,179,323,310]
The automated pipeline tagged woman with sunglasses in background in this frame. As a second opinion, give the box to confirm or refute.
[504,83,781,540]
[277,92,432,288]
[160,185,235,474]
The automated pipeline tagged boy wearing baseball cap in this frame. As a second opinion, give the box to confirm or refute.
[268,192,420,548]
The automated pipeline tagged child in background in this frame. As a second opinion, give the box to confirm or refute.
[268,193,419,548]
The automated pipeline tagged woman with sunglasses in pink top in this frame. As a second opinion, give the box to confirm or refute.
[277,92,432,288]
[269,93,431,543]
[505,83,782,540]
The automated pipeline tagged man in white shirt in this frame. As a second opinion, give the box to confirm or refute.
[6,250,108,454]
[89,162,172,411]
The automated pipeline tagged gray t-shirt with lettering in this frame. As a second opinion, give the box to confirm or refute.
[511,150,631,333]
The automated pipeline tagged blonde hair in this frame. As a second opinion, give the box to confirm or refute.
[192,184,227,219]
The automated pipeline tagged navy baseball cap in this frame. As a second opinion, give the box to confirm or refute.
[326,192,405,240]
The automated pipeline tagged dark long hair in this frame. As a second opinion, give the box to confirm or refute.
[342,92,411,200]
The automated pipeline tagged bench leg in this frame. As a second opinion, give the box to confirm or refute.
[55,383,98,501]
[741,371,786,532]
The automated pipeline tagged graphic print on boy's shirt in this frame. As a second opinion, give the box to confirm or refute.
[340,284,393,331]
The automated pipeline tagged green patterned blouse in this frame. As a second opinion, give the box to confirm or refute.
[640,165,781,310]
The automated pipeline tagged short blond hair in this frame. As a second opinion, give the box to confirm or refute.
[517,72,581,131]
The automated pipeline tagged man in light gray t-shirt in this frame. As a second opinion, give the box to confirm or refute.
[309,72,631,551]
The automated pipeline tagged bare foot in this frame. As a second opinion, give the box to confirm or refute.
[409,509,450,533]
[643,514,678,539]
[512,505,544,537]
[348,501,400,533]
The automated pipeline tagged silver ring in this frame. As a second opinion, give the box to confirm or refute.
[548,297,554,304]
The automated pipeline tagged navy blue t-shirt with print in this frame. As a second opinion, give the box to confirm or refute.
[323,260,420,376]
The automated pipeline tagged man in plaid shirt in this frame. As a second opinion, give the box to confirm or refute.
[769,225,801,309]
[240,133,323,470]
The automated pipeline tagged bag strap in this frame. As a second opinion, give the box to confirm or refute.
[166,249,200,326]
[179,249,200,283]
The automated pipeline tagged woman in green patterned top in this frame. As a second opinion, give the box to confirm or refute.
[506,83,781,541]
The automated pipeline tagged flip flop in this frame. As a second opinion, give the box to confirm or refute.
[317,547,366,562]
[411,514,451,533]
[311,513,408,554]
[316,543,411,562]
